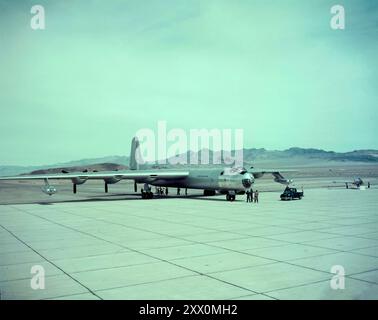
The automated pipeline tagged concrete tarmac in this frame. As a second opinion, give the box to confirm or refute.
[0,180,377,299]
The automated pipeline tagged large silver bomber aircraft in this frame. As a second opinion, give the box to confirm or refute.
[0,137,293,201]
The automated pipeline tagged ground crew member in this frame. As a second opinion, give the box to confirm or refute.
[254,190,259,203]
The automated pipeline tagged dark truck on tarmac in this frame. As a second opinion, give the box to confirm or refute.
[280,186,304,201]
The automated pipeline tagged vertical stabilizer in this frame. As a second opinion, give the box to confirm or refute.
[129,137,143,170]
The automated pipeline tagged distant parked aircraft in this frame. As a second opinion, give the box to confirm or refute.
[345,178,370,189]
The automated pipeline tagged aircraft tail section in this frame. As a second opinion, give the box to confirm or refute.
[129,137,143,170]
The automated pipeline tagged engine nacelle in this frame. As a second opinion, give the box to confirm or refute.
[41,185,57,196]
[103,177,121,184]
[71,177,88,185]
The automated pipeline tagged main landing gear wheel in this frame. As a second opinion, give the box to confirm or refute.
[141,192,153,199]
[226,194,236,201]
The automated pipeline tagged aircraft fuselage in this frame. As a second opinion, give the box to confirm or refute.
[135,168,254,193]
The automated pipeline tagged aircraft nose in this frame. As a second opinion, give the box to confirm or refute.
[242,173,254,188]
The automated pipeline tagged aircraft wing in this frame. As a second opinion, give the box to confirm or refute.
[0,170,190,181]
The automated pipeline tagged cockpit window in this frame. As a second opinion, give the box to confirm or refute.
[222,167,247,175]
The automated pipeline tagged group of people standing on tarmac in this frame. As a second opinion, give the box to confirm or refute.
[246,189,259,203]
[155,187,188,196]
[156,187,168,196]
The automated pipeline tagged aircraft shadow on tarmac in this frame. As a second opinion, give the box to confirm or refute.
[29,193,237,205]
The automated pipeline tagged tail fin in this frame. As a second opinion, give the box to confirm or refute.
[129,137,143,170]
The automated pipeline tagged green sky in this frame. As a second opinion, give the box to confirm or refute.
[0,0,377,165]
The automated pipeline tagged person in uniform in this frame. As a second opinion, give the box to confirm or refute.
[246,189,251,202]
